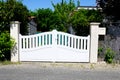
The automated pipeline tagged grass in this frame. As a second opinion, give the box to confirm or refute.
[0,60,21,65]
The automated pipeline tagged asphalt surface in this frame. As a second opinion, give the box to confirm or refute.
[0,63,120,80]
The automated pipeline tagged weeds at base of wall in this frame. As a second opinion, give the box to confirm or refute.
[98,47,115,64]
[104,48,115,64]
[0,60,21,65]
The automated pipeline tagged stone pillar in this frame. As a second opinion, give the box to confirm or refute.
[90,22,106,63]
[10,21,20,62]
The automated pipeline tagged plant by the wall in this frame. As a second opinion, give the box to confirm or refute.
[0,31,15,61]
[98,47,103,56]
[104,48,115,64]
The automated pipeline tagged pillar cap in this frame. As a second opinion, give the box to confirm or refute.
[10,21,20,24]
[90,22,100,25]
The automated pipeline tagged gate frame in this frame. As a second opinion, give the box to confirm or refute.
[10,21,106,63]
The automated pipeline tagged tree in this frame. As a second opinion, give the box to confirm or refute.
[0,31,14,61]
[33,8,54,32]
[97,0,120,20]
[30,0,102,36]
[72,9,89,36]
[30,8,68,32]
[72,9,102,36]
[0,0,29,61]
[52,0,102,35]
[0,0,29,34]
[52,0,76,32]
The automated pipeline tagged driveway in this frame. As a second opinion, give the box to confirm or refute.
[0,62,120,80]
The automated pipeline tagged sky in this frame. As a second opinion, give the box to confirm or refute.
[22,0,96,11]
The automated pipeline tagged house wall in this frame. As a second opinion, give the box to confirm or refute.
[99,25,120,62]
[28,19,37,35]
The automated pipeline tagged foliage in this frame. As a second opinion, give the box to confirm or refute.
[97,0,120,20]
[72,9,102,36]
[0,0,29,34]
[30,8,65,32]
[52,0,102,35]
[29,10,37,17]
[104,48,115,64]
[33,8,55,32]
[52,0,76,32]
[29,0,102,36]
[72,9,89,36]
[98,47,103,56]
[0,31,14,61]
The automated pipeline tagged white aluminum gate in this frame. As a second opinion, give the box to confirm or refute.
[19,30,90,62]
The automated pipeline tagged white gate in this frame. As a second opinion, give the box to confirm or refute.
[11,21,106,63]
[19,30,90,62]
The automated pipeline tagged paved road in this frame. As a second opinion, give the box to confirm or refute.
[0,63,120,80]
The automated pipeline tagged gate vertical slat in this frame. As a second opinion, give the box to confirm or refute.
[87,39,89,50]
[42,35,44,46]
[19,34,22,50]
[59,34,61,45]
[45,34,47,45]
[35,36,38,47]
[30,37,33,48]
[77,39,79,49]
[80,39,83,50]
[29,37,31,48]
[74,38,76,49]
[47,34,49,45]
[35,37,37,47]
[32,37,34,48]
[72,37,74,48]
[69,36,71,47]
[51,34,52,45]
[33,37,35,48]
[63,35,65,46]
[87,36,90,51]
[37,36,39,47]
[63,35,64,46]
[44,34,46,46]
[25,38,28,49]
[85,39,86,50]
[60,34,61,45]
[65,35,67,46]
[68,36,70,47]
[49,34,50,45]
[30,37,32,48]
[43,35,45,45]
[62,35,64,46]
[61,35,63,46]
[40,36,41,46]
[70,37,73,48]
[57,34,59,45]
[23,38,25,49]
[83,39,85,50]
[34,37,35,48]
[46,34,49,45]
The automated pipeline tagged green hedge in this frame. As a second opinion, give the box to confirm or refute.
[0,31,14,61]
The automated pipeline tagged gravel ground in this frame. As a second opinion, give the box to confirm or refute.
[21,61,120,70]
[0,62,120,80]
[1,61,119,70]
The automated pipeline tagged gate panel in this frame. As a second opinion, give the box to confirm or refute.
[19,30,90,62]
